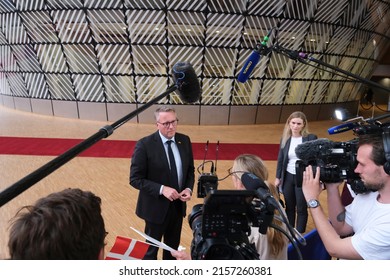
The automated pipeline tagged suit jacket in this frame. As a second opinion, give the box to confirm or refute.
[130,131,195,224]
[275,134,317,186]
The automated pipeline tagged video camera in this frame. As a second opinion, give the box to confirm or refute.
[189,141,264,260]
[188,189,261,260]
[295,113,390,194]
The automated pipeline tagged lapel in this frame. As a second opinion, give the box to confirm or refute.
[284,137,291,162]
[153,131,171,171]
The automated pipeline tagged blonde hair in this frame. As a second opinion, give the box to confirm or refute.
[232,154,287,257]
[281,111,310,148]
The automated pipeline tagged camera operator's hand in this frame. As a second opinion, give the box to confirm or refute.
[162,186,180,201]
[302,165,322,201]
[179,188,192,202]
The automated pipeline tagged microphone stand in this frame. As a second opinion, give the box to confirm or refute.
[271,44,390,93]
[0,85,178,207]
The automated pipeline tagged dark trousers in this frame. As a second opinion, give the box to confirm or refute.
[143,200,183,260]
[282,172,308,233]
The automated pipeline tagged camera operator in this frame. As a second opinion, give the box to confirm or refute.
[302,133,390,260]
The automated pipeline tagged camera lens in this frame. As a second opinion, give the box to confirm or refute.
[188,204,203,230]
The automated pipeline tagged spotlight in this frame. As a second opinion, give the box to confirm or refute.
[334,108,351,121]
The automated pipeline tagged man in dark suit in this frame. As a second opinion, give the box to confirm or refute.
[130,105,195,260]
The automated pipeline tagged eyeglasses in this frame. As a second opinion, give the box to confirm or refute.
[228,167,244,179]
[157,119,178,128]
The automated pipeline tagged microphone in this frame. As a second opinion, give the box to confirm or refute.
[0,61,200,208]
[201,140,209,173]
[241,172,278,207]
[295,138,335,161]
[171,61,201,103]
[328,122,358,135]
[241,172,268,191]
[237,29,272,83]
[213,140,220,173]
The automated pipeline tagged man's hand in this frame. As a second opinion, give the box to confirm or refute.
[162,186,180,201]
[179,188,192,202]
[171,250,191,260]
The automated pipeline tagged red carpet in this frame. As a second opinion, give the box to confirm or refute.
[0,136,279,160]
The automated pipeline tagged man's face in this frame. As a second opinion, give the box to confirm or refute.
[156,111,177,139]
[354,144,386,191]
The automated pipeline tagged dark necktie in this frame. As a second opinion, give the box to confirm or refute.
[167,140,179,190]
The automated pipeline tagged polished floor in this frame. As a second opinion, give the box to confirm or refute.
[0,104,369,259]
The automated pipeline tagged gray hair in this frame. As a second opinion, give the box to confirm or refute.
[154,105,176,121]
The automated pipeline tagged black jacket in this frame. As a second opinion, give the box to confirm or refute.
[130,131,195,224]
[275,134,317,186]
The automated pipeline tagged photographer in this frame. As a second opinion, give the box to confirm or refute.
[302,133,390,260]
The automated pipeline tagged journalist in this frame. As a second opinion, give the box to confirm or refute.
[8,188,106,259]
[231,154,288,260]
[302,133,390,260]
[172,154,288,260]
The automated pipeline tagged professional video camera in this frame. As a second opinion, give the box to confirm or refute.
[189,142,272,260]
[295,138,364,193]
[188,189,261,260]
[295,113,390,194]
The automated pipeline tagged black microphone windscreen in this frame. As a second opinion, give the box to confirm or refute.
[241,172,268,191]
[171,62,201,103]
[241,173,276,207]
[295,138,334,161]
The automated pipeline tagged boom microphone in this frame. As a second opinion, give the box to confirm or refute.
[328,122,358,135]
[295,138,335,161]
[237,29,272,83]
[0,61,200,208]
[172,61,201,103]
